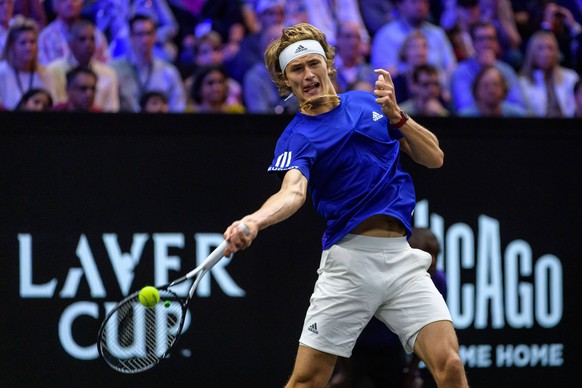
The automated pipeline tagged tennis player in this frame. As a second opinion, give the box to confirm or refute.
[224,23,468,388]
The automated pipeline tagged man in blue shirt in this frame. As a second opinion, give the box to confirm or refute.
[224,23,468,388]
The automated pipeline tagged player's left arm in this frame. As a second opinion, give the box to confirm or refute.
[373,69,444,169]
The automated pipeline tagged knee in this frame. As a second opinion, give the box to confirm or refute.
[432,351,467,387]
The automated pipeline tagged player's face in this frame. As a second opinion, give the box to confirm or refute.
[284,53,334,104]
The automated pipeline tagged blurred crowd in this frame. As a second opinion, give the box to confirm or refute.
[1,0,582,117]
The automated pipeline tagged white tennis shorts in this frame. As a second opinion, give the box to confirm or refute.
[299,234,452,357]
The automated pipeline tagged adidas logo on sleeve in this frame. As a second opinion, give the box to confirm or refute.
[372,111,384,121]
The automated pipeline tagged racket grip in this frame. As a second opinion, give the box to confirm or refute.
[187,222,250,277]
[239,221,250,236]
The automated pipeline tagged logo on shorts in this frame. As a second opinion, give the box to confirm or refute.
[308,323,318,334]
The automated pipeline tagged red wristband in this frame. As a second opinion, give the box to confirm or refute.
[391,109,409,129]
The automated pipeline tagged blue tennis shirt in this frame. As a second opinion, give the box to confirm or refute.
[268,91,416,250]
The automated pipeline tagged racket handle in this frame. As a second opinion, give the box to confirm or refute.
[239,222,250,236]
[186,222,250,278]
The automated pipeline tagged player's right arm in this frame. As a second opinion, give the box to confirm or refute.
[224,168,308,256]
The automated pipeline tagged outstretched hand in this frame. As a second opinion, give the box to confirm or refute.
[373,69,401,123]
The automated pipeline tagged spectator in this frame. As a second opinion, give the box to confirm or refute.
[189,64,245,113]
[52,66,101,111]
[307,0,370,49]
[283,0,307,26]
[392,30,450,104]
[239,0,260,34]
[14,0,46,28]
[409,227,448,303]
[513,0,546,44]
[450,21,525,112]
[243,23,297,113]
[45,19,119,112]
[358,0,395,37]
[1,0,14,56]
[111,14,186,112]
[38,0,109,65]
[334,20,376,93]
[441,0,480,62]
[126,0,179,62]
[371,0,457,77]
[0,16,50,109]
[167,0,245,62]
[518,30,579,117]
[574,80,582,117]
[187,30,224,70]
[458,66,526,116]
[328,317,411,388]
[183,30,243,109]
[441,0,522,69]
[400,64,451,116]
[539,2,582,71]
[140,90,169,112]
[226,0,285,84]
[15,87,52,110]
[93,0,179,62]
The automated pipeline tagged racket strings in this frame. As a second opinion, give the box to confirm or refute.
[98,290,185,373]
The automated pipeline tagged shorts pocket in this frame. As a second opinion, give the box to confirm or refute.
[411,248,432,271]
[317,247,332,275]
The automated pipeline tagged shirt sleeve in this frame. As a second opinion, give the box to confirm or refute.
[267,130,315,182]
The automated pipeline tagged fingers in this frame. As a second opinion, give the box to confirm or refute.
[374,68,394,87]
[373,74,395,106]
[373,69,395,98]
[223,220,255,257]
[373,69,401,118]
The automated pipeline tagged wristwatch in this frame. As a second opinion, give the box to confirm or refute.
[391,109,409,129]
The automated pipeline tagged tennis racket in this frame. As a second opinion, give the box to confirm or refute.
[97,223,249,373]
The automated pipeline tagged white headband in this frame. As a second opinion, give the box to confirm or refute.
[279,39,327,72]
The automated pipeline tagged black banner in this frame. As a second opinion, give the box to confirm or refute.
[1,112,579,387]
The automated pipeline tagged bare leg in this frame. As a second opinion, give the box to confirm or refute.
[413,320,468,388]
[285,345,337,388]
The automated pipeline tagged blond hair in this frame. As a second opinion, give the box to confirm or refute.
[264,23,336,95]
[520,30,562,84]
[1,16,39,69]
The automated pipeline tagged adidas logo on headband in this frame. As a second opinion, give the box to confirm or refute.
[295,45,307,54]
[279,40,327,72]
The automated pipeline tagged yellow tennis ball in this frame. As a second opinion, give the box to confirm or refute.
[138,286,160,308]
